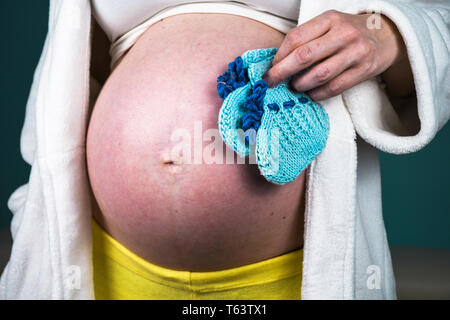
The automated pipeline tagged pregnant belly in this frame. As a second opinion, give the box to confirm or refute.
[86,13,306,272]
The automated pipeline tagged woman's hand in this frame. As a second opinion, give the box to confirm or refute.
[262,10,414,100]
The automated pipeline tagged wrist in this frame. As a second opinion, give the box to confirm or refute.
[378,16,414,97]
[380,14,408,67]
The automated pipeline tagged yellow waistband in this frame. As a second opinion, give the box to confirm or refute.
[92,218,303,296]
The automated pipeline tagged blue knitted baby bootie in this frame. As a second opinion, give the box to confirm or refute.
[217,48,329,185]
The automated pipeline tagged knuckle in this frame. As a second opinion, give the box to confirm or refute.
[328,81,342,96]
[295,46,313,64]
[349,27,362,41]
[315,66,332,82]
[356,40,374,57]
[326,10,341,21]
[361,60,375,73]
[285,31,299,47]
[341,25,361,42]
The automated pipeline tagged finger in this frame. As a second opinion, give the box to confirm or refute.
[272,11,335,66]
[290,48,358,92]
[264,30,344,88]
[307,62,372,101]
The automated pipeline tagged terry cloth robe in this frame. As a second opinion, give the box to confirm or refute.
[1,0,449,299]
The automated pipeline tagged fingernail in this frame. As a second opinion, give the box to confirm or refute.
[262,73,274,88]
[308,91,319,101]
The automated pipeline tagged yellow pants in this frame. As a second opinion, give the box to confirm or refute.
[92,219,303,300]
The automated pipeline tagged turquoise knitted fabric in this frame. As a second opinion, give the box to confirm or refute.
[217,48,329,185]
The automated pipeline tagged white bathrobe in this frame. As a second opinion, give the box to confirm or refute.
[1,0,449,299]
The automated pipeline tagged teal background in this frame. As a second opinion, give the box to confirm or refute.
[1,1,449,248]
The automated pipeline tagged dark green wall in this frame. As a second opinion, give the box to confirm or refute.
[380,126,450,249]
[1,1,47,228]
[1,1,449,248]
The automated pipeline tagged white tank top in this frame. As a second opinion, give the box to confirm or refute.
[91,0,301,68]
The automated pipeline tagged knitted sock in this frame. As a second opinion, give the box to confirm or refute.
[217,48,329,185]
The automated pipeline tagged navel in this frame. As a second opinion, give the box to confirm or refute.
[160,151,183,174]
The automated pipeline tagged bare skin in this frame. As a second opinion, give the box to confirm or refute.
[87,14,306,272]
[87,11,415,273]
[263,10,415,100]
